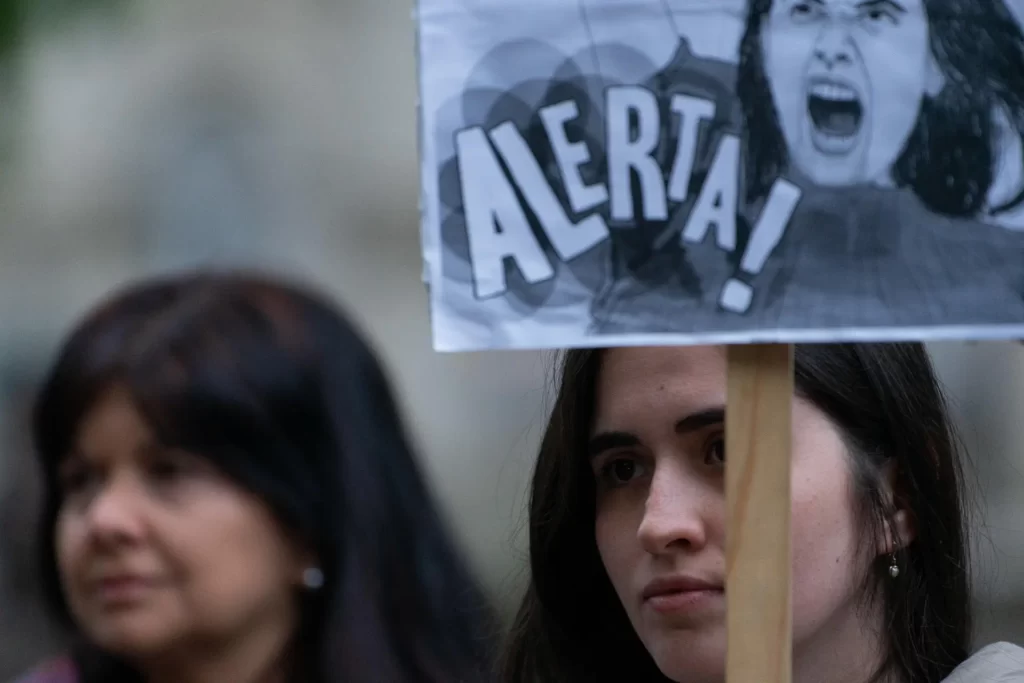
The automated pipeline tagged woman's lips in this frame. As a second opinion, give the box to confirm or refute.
[642,575,724,615]
[92,575,157,605]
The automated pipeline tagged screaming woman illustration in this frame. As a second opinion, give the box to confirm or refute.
[590,0,1024,334]
[740,0,1024,223]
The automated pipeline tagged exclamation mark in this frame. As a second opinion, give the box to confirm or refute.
[719,180,802,314]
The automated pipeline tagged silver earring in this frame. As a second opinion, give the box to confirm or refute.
[888,554,900,578]
[302,567,324,590]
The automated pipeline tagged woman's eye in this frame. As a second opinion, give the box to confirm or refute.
[600,457,647,487]
[58,467,93,495]
[148,454,199,484]
[704,438,725,466]
[790,2,822,22]
[861,7,898,25]
[150,460,182,479]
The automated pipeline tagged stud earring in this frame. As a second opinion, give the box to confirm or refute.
[888,553,900,579]
[302,567,324,590]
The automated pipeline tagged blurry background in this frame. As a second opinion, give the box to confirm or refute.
[0,0,1022,678]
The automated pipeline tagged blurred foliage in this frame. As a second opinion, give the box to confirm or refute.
[0,0,133,60]
[0,0,19,59]
[0,0,132,166]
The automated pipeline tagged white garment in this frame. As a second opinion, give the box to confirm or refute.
[942,642,1024,682]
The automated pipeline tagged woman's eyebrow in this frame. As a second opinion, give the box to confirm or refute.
[587,431,638,460]
[675,407,725,435]
[588,407,725,460]
[859,0,908,14]
[57,451,85,469]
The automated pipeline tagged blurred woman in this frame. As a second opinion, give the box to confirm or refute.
[13,270,496,683]
[501,343,1024,683]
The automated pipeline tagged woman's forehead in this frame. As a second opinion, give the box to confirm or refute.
[74,387,152,451]
[593,347,726,424]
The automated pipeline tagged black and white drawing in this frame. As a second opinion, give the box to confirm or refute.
[417,0,1024,350]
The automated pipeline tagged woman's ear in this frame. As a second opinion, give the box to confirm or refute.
[880,508,915,555]
[877,460,916,556]
[925,52,945,97]
[290,539,322,589]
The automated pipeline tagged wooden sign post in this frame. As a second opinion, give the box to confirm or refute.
[725,344,795,683]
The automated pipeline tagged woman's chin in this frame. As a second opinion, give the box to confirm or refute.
[645,630,725,683]
[83,618,180,659]
[655,659,723,683]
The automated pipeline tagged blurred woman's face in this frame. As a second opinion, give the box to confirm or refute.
[55,386,305,661]
[590,346,885,683]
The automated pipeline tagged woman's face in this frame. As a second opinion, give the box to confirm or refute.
[761,0,942,187]
[591,347,879,682]
[55,386,306,660]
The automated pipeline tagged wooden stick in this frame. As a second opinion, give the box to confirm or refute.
[725,344,794,683]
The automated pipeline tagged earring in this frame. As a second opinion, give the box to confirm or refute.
[888,553,900,579]
[302,567,324,590]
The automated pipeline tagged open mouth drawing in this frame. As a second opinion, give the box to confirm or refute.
[806,79,863,153]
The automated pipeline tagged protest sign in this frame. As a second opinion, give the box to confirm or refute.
[417,0,1024,351]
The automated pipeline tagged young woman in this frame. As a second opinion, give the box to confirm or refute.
[12,271,497,683]
[501,343,1024,683]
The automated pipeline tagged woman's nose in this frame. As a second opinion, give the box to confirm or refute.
[636,467,709,555]
[84,477,146,547]
[814,24,855,70]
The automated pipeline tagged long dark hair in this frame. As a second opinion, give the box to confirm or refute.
[32,270,497,683]
[739,0,1024,217]
[501,344,972,683]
